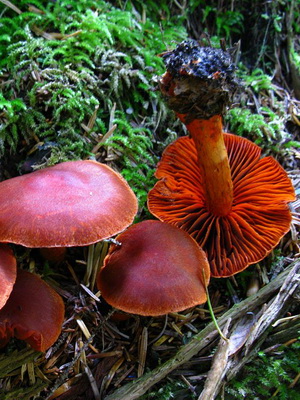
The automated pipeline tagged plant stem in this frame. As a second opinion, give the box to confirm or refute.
[205,281,228,341]
[177,114,233,216]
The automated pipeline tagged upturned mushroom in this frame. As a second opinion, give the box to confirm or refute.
[0,268,65,351]
[97,220,210,316]
[148,40,296,277]
[0,160,138,260]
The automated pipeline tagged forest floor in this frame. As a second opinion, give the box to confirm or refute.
[0,1,299,400]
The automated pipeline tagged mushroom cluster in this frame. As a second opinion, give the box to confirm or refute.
[148,40,295,278]
[1,40,295,345]
[0,160,138,350]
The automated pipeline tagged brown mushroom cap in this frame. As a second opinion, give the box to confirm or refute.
[148,134,296,278]
[0,245,17,310]
[0,269,65,351]
[0,160,138,248]
[97,220,210,316]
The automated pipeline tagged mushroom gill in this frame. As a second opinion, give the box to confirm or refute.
[148,133,295,277]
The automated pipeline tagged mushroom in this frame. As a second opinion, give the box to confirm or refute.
[97,220,210,316]
[0,245,16,310]
[0,160,138,259]
[148,40,296,277]
[0,268,65,351]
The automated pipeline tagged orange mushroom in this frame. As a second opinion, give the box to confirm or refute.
[0,245,16,310]
[148,40,296,277]
[0,269,65,351]
[97,220,210,316]
[0,160,138,259]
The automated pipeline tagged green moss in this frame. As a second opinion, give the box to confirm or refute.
[225,106,297,152]
[0,0,187,210]
[224,340,300,400]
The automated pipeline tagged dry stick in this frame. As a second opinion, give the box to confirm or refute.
[104,262,299,400]
[197,319,231,400]
[0,0,22,14]
[91,124,117,154]
[264,320,300,347]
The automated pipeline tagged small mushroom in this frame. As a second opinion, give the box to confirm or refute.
[0,160,138,259]
[97,220,210,316]
[0,245,16,310]
[0,269,65,351]
[148,40,296,277]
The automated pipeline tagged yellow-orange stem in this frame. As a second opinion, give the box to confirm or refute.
[177,114,233,216]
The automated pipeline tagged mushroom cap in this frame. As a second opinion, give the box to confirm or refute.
[0,160,138,248]
[0,269,65,351]
[148,134,296,277]
[97,220,210,316]
[0,245,17,310]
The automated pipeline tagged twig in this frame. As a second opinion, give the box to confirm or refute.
[264,321,300,348]
[91,124,117,154]
[0,0,22,14]
[197,319,231,400]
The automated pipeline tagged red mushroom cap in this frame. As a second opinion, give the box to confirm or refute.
[0,269,65,351]
[97,220,210,316]
[0,160,138,248]
[148,134,295,277]
[0,245,16,310]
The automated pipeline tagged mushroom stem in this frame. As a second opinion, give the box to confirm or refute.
[177,113,233,216]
